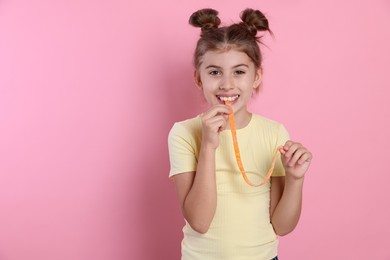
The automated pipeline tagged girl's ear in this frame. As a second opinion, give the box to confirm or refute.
[253,67,263,89]
[194,70,203,89]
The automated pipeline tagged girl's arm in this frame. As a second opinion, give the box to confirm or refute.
[270,141,312,236]
[172,105,231,234]
[172,144,217,234]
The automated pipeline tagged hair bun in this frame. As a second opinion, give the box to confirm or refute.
[189,8,221,31]
[240,8,271,36]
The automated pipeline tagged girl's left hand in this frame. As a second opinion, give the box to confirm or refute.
[280,141,312,180]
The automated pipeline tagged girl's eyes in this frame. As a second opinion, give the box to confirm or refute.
[234,70,246,75]
[209,70,221,76]
[208,70,246,76]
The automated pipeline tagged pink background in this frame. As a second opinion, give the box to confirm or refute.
[1,0,389,259]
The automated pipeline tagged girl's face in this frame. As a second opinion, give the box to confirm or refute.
[195,49,262,119]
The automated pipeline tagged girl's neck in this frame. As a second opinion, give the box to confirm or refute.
[228,110,252,130]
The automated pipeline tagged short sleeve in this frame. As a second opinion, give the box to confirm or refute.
[168,123,198,178]
[272,124,290,177]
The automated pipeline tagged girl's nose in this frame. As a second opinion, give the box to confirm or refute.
[219,76,234,90]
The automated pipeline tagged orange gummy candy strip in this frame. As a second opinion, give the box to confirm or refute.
[225,101,283,187]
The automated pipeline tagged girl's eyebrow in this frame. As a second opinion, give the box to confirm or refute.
[205,65,222,69]
[205,64,249,69]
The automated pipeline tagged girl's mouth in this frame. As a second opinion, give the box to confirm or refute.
[216,95,239,104]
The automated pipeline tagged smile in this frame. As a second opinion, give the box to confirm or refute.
[217,95,239,102]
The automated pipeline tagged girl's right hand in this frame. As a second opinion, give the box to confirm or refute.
[200,104,232,150]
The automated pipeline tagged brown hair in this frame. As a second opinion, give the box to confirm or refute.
[189,8,272,70]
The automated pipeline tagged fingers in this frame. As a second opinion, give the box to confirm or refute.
[207,114,228,132]
[280,141,312,166]
[201,105,231,128]
[201,105,232,134]
[201,104,232,120]
[297,152,312,165]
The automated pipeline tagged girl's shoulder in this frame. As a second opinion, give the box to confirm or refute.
[176,114,201,127]
[169,115,202,140]
[251,113,285,131]
[250,113,290,148]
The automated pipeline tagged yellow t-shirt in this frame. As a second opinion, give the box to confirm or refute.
[168,114,289,260]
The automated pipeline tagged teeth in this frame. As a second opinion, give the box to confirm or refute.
[218,95,239,102]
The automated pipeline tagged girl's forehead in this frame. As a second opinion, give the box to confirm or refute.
[200,50,252,67]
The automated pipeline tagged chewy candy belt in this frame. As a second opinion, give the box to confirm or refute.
[225,101,283,187]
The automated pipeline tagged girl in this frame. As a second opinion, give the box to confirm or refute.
[168,8,312,260]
